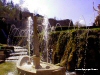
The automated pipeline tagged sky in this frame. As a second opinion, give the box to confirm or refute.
[8,0,100,26]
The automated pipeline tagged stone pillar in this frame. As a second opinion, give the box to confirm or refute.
[33,16,40,57]
[33,55,41,69]
[31,15,40,69]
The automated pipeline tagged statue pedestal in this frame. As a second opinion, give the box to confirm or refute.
[33,55,40,69]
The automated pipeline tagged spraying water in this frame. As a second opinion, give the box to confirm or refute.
[42,17,49,62]
[27,17,31,57]
[27,16,33,57]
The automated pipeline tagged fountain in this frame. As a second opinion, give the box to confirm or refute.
[16,14,66,75]
[9,24,31,47]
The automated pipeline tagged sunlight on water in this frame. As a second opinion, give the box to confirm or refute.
[7,72,14,75]
[21,62,36,73]
[42,17,49,62]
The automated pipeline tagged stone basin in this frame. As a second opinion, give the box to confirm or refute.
[17,56,66,75]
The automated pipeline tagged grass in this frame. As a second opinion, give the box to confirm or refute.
[0,62,18,75]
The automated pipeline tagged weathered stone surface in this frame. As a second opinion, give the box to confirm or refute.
[48,28,100,74]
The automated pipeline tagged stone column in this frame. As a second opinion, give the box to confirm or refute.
[31,15,40,69]
[33,16,40,57]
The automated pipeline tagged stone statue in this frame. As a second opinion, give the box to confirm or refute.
[93,3,100,26]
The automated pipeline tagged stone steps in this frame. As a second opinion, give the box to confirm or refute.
[10,52,27,56]
[6,46,28,62]
[14,49,27,52]
[6,56,19,60]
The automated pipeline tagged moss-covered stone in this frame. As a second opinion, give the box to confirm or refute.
[47,28,100,74]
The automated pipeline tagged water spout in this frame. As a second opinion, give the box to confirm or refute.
[27,17,31,60]
[42,17,49,62]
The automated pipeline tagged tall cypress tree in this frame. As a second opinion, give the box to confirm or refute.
[2,0,6,5]
[11,0,14,8]
[19,10,22,20]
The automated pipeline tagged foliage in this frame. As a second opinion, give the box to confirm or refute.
[0,62,18,75]
[0,1,16,19]
[0,0,30,20]
[48,28,100,73]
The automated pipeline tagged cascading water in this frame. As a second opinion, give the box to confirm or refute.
[75,26,89,75]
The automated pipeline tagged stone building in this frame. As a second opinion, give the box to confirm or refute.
[48,18,73,27]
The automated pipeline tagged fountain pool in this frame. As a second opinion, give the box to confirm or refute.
[17,56,66,75]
